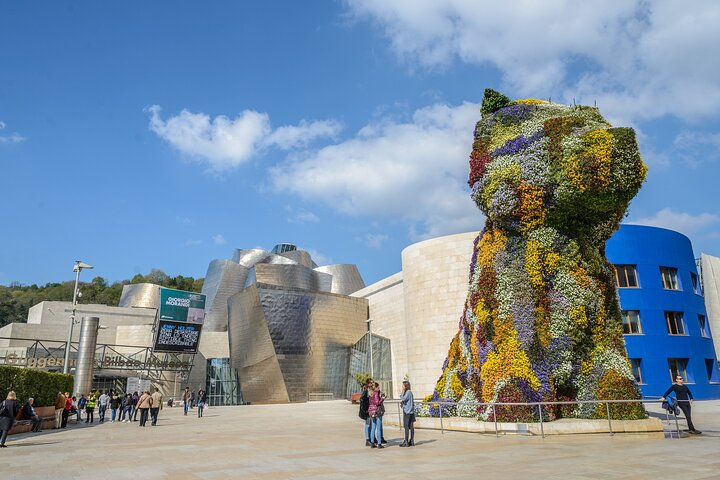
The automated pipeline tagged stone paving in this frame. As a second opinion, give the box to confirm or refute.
[0,400,718,479]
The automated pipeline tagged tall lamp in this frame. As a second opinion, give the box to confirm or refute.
[62,260,93,374]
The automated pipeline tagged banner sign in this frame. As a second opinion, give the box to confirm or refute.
[159,287,206,324]
[153,320,202,353]
[126,377,152,394]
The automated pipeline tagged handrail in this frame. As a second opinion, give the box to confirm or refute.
[383,398,682,439]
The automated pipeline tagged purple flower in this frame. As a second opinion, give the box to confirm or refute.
[491,131,544,158]
[494,104,534,125]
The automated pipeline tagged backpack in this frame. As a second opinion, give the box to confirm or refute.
[0,400,7,417]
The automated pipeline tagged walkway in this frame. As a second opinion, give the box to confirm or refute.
[1,400,718,479]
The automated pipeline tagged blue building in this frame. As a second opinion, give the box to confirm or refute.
[607,224,720,399]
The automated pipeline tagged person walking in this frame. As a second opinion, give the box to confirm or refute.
[61,392,72,428]
[72,395,80,422]
[120,394,132,422]
[54,391,66,429]
[197,389,207,418]
[358,379,372,446]
[110,393,121,423]
[399,380,416,447]
[182,387,191,416]
[22,397,42,433]
[85,392,96,423]
[0,391,20,448]
[98,390,110,423]
[661,375,702,434]
[368,381,386,448]
[150,388,163,426]
[137,390,152,427]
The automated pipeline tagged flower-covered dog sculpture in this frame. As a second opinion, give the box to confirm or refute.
[431,90,647,421]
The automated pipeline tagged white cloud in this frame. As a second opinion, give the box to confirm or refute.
[628,208,719,235]
[176,216,193,225]
[184,239,202,247]
[672,131,720,166]
[345,0,720,122]
[212,234,226,246]
[361,233,388,249]
[305,248,333,266]
[285,206,320,224]
[147,105,341,170]
[0,120,25,143]
[271,102,485,239]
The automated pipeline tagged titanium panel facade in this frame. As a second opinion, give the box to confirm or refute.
[202,259,249,332]
[314,265,365,295]
[228,283,368,403]
[119,283,160,309]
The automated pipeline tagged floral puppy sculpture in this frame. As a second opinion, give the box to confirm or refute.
[431,90,647,421]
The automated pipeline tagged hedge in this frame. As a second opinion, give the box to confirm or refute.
[0,365,73,407]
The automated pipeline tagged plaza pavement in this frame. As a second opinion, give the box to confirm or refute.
[0,400,718,479]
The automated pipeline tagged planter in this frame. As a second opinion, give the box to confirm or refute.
[350,393,361,404]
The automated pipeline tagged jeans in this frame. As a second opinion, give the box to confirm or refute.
[150,407,159,425]
[364,418,372,441]
[0,429,8,446]
[61,409,69,428]
[139,408,149,426]
[403,412,415,444]
[85,408,94,423]
[678,401,696,431]
[111,408,117,421]
[99,405,107,422]
[30,415,42,432]
[121,406,132,421]
[76,408,81,422]
[370,416,383,444]
[197,404,204,418]
[184,400,189,415]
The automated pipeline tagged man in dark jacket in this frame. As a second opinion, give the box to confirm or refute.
[22,397,42,433]
[661,375,701,434]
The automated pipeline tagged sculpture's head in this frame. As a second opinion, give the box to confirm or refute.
[469,89,647,241]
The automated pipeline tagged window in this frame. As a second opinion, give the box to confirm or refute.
[665,311,685,335]
[690,272,702,295]
[699,314,711,338]
[614,265,638,288]
[706,359,720,383]
[660,267,680,290]
[622,310,642,334]
[630,358,644,384]
[668,358,688,382]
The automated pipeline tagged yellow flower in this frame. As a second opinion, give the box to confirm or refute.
[514,99,548,105]
[480,324,541,400]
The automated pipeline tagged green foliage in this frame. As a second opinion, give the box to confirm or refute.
[0,365,72,406]
[481,88,511,117]
[354,372,372,387]
[0,270,205,328]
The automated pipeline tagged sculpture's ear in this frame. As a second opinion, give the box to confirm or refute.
[481,89,511,117]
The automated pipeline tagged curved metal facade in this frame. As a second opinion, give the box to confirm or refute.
[118,283,160,309]
[228,284,368,403]
[314,264,365,295]
[201,260,248,332]
[606,225,720,399]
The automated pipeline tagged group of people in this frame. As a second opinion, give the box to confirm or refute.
[76,388,165,427]
[358,379,416,448]
[181,387,207,418]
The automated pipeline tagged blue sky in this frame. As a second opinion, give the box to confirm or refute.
[1,1,719,287]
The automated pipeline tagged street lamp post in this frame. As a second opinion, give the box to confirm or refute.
[366,318,374,378]
[63,260,93,375]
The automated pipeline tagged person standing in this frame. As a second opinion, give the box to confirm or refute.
[197,389,207,418]
[72,395,80,422]
[150,388,163,426]
[131,391,140,421]
[0,391,20,448]
[358,379,372,446]
[120,394,132,422]
[137,390,152,427]
[78,394,87,422]
[61,392,72,428]
[110,393,121,423]
[182,387,191,416]
[54,391,66,429]
[85,392,96,423]
[98,390,110,423]
[368,382,386,448]
[399,380,416,447]
[661,375,702,434]
[22,397,42,433]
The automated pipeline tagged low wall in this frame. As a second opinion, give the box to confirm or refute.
[384,415,665,437]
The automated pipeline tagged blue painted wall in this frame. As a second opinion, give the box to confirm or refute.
[607,224,720,399]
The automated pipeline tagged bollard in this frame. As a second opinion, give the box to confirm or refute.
[397,402,402,431]
[605,402,613,436]
[439,403,444,434]
[493,404,499,437]
[538,403,544,438]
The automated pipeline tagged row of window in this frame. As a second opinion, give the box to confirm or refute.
[622,310,711,337]
[630,358,720,385]
[614,265,702,294]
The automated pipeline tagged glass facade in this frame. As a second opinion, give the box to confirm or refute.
[206,358,243,406]
[347,332,393,398]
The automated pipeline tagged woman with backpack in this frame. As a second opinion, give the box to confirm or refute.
[0,391,20,448]
[358,379,372,446]
[368,381,385,449]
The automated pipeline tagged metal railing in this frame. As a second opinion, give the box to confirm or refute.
[385,397,683,439]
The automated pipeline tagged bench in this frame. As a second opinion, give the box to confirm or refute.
[9,414,60,435]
